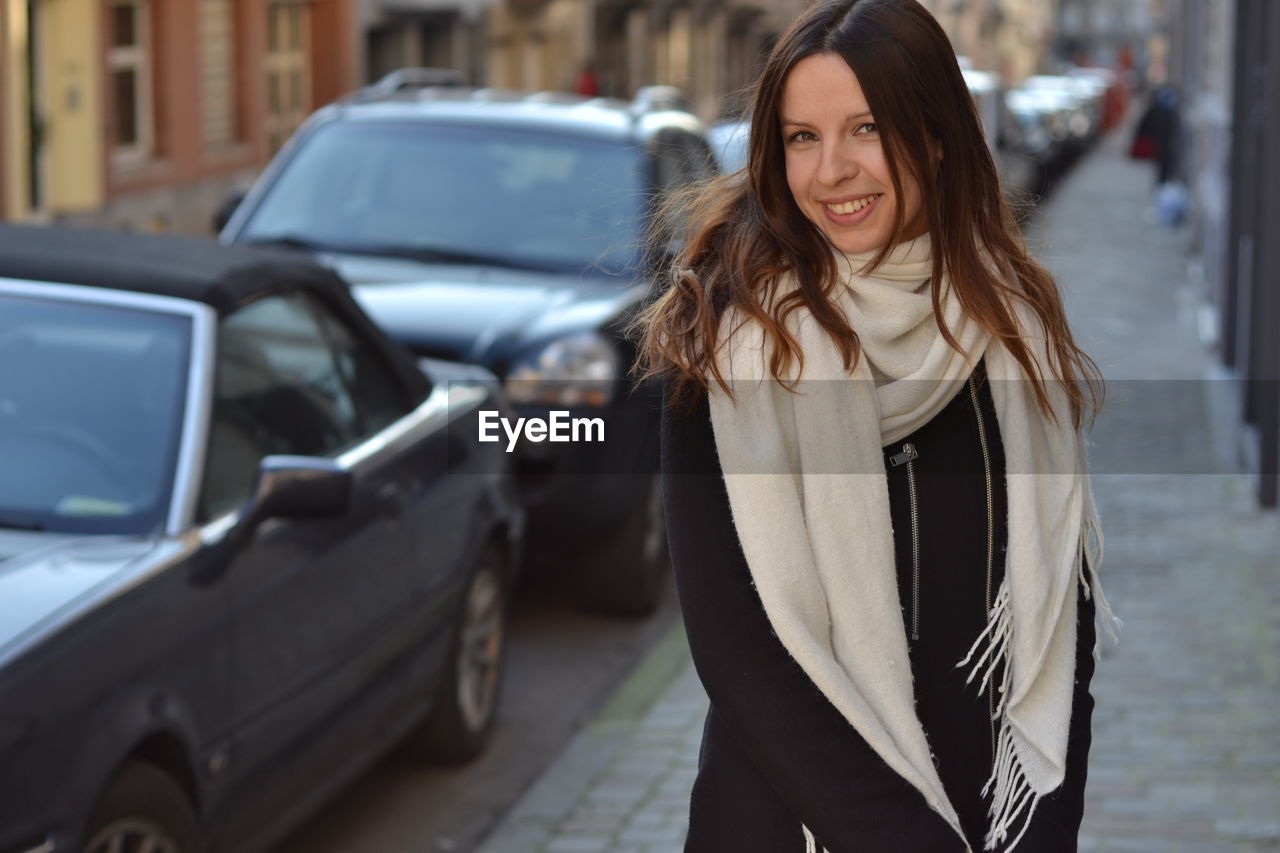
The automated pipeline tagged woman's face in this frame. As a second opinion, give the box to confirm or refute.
[779,52,928,255]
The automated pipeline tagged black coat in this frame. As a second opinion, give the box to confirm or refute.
[661,363,1096,853]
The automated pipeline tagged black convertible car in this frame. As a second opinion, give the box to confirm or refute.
[0,225,522,853]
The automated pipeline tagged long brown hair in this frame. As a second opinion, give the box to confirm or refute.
[636,0,1101,427]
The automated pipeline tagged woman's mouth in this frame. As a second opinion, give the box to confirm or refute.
[824,194,885,216]
[824,192,885,224]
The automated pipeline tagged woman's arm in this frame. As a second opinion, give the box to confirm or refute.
[661,391,966,853]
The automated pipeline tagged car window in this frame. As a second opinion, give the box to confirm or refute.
[308,296,415,435]
[0,292,190,535]
[237,121,648,275]
[199,292,417,519]
[200,293,361,519]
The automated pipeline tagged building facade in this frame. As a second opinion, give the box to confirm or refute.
[1053,0,1152,68]
[912,0,1058,85]
[1217,0,1279,506]
[358,0,491,85]
[1167,0,1279,506]
[481,0,805,121]
[0,0,358,234]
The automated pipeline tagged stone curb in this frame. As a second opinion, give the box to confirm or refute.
[476,623,693,852]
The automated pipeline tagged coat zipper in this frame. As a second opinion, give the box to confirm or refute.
[967,375,997,765]
[889,442,921,640]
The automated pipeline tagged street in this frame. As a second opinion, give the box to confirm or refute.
[270,573,681,853]
[3,3,1276,853]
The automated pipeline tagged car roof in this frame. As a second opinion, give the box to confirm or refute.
[320,86,706,145]
[0,223,348,316]
[0,223,433,396]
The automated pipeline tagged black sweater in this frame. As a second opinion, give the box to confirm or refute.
[661,367,1095,853]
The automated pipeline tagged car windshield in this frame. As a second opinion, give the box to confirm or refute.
[0,293,191,535]
[239,121,649,275]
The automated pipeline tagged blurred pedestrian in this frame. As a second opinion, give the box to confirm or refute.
[1132,86,1183,186]
[638,0,1117,851]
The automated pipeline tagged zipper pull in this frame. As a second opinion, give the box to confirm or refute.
[889,443,919,468]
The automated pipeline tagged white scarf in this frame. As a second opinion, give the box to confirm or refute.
[707,236,1117,852]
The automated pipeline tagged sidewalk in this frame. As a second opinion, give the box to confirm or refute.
[478,126,1280,853]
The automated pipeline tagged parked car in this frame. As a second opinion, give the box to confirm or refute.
[1067,65,1128,132]
[0,224,521,853]
[1005,88,1076,177]
[960,68,1044,204]
[1015,75,1100,156]
[219,82,719,616]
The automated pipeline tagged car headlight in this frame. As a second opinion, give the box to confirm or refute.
[505,332,620,407]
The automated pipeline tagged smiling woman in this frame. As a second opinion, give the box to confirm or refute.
[636,1,1112,851]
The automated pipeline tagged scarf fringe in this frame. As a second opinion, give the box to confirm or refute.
[958,581,1013,710]
[801,824,828,853]
[958,521,1119,852]
[959,578,1034,851]
[981,724,1042,851]
[1079,514,1122,649]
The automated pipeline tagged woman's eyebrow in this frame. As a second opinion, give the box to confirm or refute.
[779,111,874,126]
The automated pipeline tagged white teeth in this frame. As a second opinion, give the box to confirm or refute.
[827,194,881,215]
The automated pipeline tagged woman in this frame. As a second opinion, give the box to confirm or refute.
[636,1,1117,851]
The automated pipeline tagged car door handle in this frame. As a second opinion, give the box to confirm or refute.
[376,483,407,518]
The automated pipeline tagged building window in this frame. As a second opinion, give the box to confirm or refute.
[265,1,311,155]
[201,0,239,150]
[108,0,154,163]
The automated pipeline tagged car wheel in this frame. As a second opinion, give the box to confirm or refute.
[574,472,670,618]
[409,545,508,764]
[83,761,198,853]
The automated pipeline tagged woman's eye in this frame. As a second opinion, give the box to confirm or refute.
[855,123,879,136]
[786,130,817,144]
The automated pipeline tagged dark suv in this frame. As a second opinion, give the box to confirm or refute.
[220,78,717,616]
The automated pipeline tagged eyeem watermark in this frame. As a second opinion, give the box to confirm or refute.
[479,410,605,453]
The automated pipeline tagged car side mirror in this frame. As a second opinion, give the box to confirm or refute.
[231,455,351,547]
[212,189,248,234]
[189,456,351,585]
[249,455,351,523]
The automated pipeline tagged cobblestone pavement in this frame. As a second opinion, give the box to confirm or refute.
[477,123,1280,853]
[477,626,702,853]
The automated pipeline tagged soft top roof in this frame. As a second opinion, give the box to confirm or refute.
[0,223,342,315]
[0,223,431,398]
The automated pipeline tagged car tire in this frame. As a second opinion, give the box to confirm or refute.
[408,544,508,764]
[573,472,670,618]
[83,760,198,853]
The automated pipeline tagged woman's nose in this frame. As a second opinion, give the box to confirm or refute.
[816,141,858,186]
